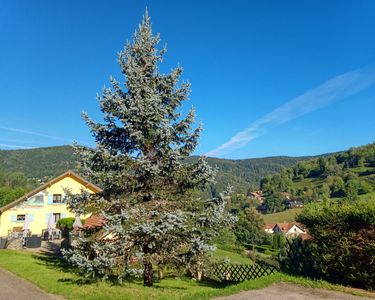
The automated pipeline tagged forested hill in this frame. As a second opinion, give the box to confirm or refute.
[260,142,375,212]
[0,145,77,181]
[199,156,314,193]
[0,145,313,193]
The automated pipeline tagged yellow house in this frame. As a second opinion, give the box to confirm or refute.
[0,170,101,237]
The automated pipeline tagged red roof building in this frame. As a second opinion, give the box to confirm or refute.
[83,214,105,229]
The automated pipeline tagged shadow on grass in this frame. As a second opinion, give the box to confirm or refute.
[31,252,99,286]
[57,277,96,285]
[31,252,236,290]
[359,169,375,176]
[197,278,233,289]
[32,252,75,273]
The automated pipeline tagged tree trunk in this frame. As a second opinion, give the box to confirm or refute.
[197,270,202,281]
[158,265,164,279]
[196,259,203,281]
[143,261,153,286]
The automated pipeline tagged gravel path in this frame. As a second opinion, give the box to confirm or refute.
[0,267,62,300]
[213,282,372,300]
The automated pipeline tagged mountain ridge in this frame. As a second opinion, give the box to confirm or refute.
[0,145,317,192]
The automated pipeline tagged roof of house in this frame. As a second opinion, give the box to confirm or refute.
[264,223,276,230]
[83,214,106,229]
[299,233,312,240]
[277,223,294,233]
[249,190,263,198]
[281,192,292,199]
[277,222,305,233]
[0,170,102,213]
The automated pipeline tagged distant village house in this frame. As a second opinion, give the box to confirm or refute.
[248,190,264,202]
[263,222,309,239]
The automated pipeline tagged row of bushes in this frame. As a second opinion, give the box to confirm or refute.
[245,243,278,256]
[286,200,375,289]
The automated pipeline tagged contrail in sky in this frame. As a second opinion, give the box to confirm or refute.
[0,126,72,143]
[205,66,375,157]
[0,143,32,149]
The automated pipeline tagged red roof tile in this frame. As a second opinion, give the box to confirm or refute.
[264,223,276,230]
[277,223,295,233]
[299,233,312,240]
[84,214,105,229]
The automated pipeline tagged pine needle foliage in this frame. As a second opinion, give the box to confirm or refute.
[63,10,233,286]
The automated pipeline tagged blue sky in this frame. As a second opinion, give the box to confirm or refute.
[1,1,375,158]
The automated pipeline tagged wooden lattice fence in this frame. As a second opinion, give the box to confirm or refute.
[283,238,319,277]
[206,262,278,283]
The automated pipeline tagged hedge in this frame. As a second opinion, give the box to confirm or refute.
[296,200,375,289]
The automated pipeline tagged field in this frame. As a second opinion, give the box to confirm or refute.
[0,250,373,300]
[211,248,252,264]
[359,190,375,201]
[262,208,302,224]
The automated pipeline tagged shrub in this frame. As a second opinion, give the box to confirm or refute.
[255,255,280,269]
[57,217,85,231]
[56,217,75,231]
[296,200,375,289]
[213,228,237,248]
[234,207,265,245]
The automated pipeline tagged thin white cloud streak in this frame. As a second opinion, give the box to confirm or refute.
[0,126,72,143]
[0,138,44,145]
[206,66,375,157]
[0,126,94,149]
[0,143,33,149]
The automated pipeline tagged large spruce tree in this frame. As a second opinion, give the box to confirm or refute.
[63,10,232,286]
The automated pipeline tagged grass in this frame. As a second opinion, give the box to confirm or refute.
[359,190,375,201]
[263,192,375,225]
[289,165,375,203]
[262,208,302,224]
[211,248,252,264]
[0,250,373,300]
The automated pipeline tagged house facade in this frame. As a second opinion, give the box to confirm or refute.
[275,223,306,237]
[0,171,101,237]
[264,222,307,238]
[248,190,264,202]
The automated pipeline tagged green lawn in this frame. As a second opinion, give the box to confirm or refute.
[262,208,302,224]
[359,191,375,201]
[293,177,325,190]
[0,250,373,300]
[263,194,375,225]
[211,248,252,264]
